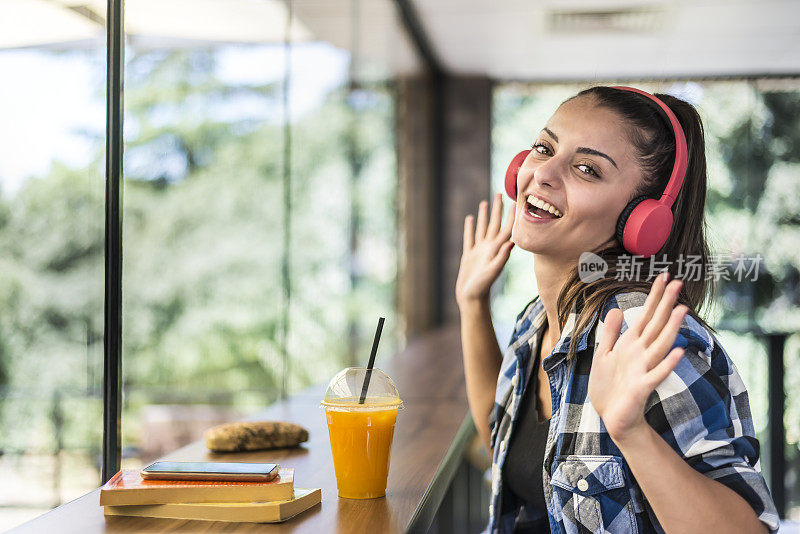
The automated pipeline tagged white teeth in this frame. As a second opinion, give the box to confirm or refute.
[526,194,562,218]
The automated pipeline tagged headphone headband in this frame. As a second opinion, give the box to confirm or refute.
[609,86,688,208]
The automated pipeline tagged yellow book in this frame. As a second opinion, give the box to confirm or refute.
[103,487,321,523]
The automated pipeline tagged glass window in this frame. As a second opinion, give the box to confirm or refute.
[119,0,418,473]
[0,1,421,529]
[0,2,106,529]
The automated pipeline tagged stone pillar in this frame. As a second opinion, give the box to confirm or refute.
[397,74,492,337]
[397,73,436,339]
[438,76,492,325]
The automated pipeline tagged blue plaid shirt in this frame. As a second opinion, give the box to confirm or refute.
[487,291,779,533]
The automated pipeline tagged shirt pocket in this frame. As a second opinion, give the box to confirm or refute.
[550,455,637,534]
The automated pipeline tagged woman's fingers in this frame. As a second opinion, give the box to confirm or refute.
[632,271,669,336]
[647,304,688,369]
[475,200,489,241]
[463,215,475,252]
[646,347,685,389]
[641,280,683,346]
[488,241,515,274]
[475,193,507,241]
[597,308,623,357]
[488,193,503,236]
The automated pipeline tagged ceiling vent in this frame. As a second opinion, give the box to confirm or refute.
[547,5,667,33]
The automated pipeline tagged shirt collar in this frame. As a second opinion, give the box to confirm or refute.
[513,295,602,364]
[552,297,599,356]
[532,296,600,372]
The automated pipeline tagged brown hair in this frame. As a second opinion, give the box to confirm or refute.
[556,86,716,360]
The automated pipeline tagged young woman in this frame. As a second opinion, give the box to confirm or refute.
[455,86,779,533]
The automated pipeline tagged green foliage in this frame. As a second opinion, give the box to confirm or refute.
[705,87,800,327]
[0,162,104,449]
[0,47,397,462]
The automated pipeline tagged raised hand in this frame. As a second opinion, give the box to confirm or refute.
[587,272,689,443]
[455,193,516,307]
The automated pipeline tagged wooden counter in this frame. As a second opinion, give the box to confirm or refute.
[12,325,475,534]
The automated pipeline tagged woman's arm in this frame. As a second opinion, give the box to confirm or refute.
[613,423,767,533]
[455,193,516,454]
[588,273,772,533]
[459,298,503,454]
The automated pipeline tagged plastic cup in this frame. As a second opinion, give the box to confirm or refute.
[321,367,403,499]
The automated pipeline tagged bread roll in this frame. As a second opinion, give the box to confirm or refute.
[205,421,309,452]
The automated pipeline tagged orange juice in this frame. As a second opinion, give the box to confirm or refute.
[325,398,399,499]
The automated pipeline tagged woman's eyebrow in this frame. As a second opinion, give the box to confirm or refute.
[576,147,618,169]
[542,127,618,169]
[543,127,559,142]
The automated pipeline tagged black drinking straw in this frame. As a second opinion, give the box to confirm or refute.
[359,317,385,404]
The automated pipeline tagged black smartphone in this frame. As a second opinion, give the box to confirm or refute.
[140,461,280,482]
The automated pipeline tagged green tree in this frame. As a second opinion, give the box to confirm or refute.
[0,46,397,482]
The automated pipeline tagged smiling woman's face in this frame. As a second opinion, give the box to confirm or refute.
[511,95,646,261]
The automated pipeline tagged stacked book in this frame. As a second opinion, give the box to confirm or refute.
[101,468,321,523]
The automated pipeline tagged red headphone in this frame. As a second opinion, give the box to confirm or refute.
[504,86,688,258]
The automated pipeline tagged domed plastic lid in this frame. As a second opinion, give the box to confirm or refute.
[320,367,403,411]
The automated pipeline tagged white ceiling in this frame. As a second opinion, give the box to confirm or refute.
[0,0,421,81]
[410,0,800,79]
[292,0,422,79]
[5,0,797,80]
[0,0,311,48]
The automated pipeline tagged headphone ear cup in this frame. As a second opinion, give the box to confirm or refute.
[505,150,531,200]
[617,197,674,257]
[615,196,648,247]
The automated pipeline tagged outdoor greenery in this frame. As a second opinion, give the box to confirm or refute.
[0,46,398,509]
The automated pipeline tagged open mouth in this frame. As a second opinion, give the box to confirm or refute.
[525,195,562,219]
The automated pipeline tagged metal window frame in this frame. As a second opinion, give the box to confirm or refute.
[102,0,124,483]
[767,333,787,518]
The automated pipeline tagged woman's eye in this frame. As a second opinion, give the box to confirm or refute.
[532,143,552,156]
[576,164,599,177]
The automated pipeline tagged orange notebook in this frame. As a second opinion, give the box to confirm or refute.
[100,468,294,506]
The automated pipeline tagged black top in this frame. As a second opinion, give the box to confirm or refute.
[502,328,551,533]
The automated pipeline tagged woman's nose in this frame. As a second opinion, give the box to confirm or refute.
[530,156,564,190]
